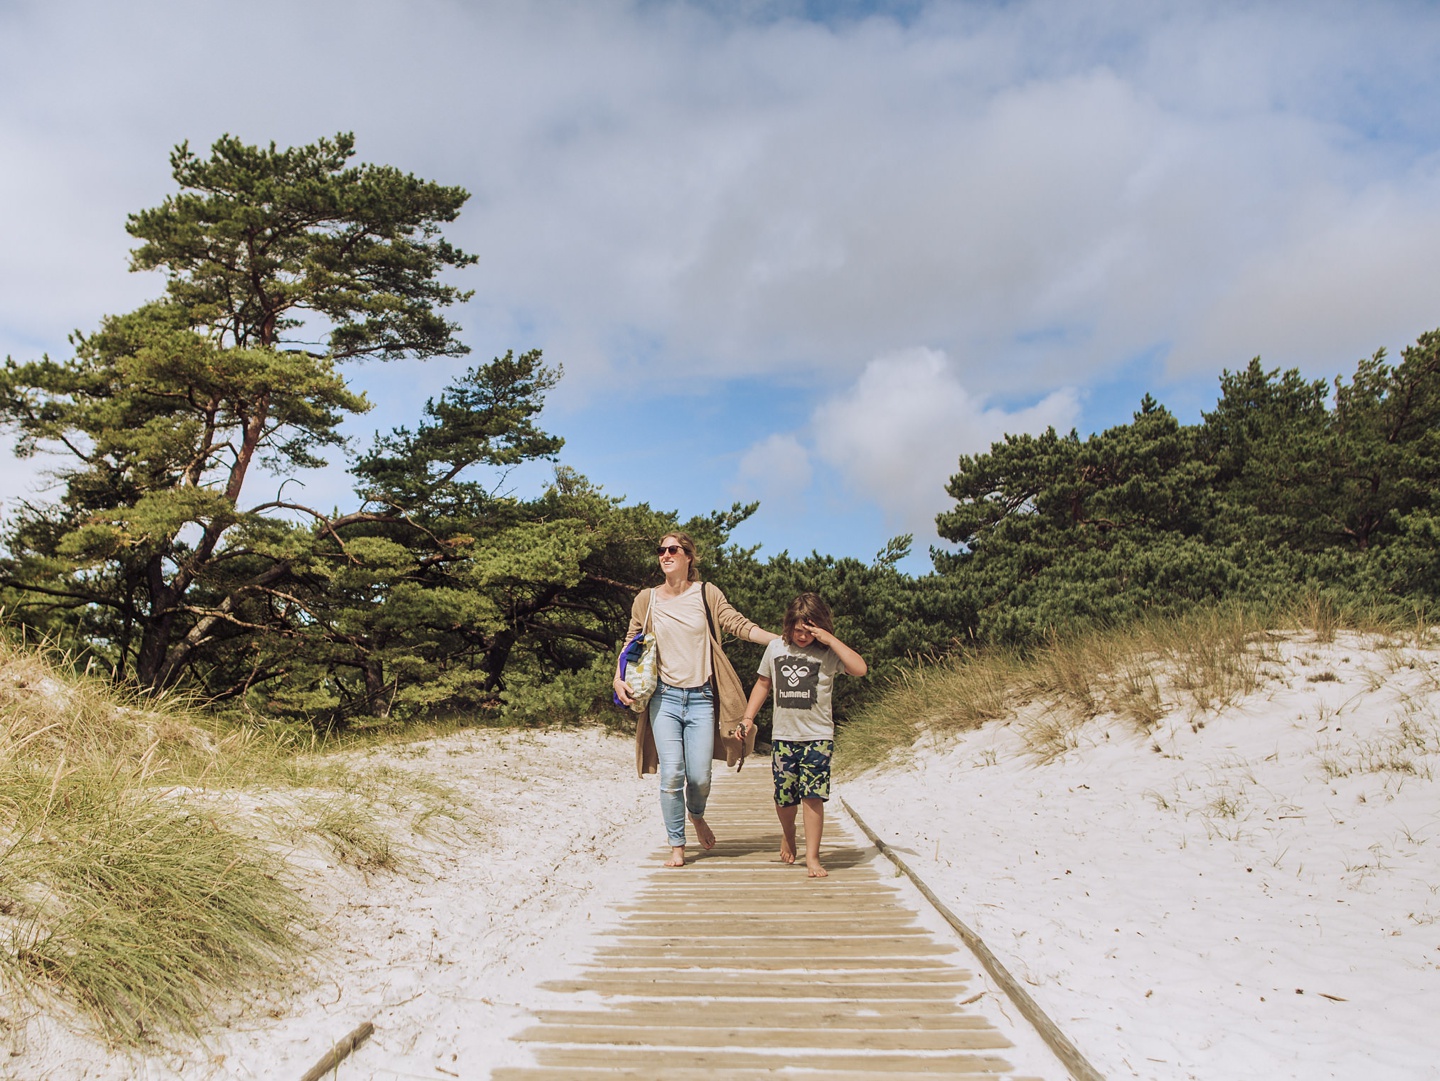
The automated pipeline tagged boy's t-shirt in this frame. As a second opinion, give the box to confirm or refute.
[757,638,846,741]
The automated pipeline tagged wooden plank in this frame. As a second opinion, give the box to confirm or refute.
[570,969,969,986]
[582,956,963,971]
[516,1024,1013,1051]
[614,898,904,911]
[592,940,959,957]
[620,908,915,919]
[528,1047,1017,1073]
[632,889,892,898]
[636,871,886,878]
[606,925,931,938]
[531,1006,995,1029]
[843,798,1103,1081]
[537,980,970,1000]
[614,921,922,935]
[495,1071,1036,1081]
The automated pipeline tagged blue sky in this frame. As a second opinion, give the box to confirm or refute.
[3,0,1440,573]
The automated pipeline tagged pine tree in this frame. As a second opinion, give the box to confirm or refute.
[0,134,474,688]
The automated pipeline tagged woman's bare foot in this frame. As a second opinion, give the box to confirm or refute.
[778,839,796,864]
[807,862,828,878]
[664,846,686,867]
[690,815,716,850]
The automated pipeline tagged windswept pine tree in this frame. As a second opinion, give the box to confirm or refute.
[0,136,783,726]
[0,134,488,694]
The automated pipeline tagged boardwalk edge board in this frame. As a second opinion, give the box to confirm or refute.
[838,797,1107,1081]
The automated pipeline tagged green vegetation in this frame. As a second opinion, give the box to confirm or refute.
[5,132,1438,736]
[937,338,1440,643]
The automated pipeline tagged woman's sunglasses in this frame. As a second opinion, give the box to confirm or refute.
[655,545,685,556]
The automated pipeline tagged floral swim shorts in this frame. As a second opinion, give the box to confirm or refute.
[771,739,834,806]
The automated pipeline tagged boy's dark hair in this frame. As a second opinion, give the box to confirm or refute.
[783,592,834,646]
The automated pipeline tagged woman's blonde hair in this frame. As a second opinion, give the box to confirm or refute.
[783,592,833,646]
[658,531,700,582]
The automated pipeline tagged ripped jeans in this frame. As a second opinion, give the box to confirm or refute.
[648,680,715,846]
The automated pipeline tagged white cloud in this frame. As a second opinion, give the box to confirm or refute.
[1168,180,1440,375]
[733,433,813,505]
[811,347,1080,539]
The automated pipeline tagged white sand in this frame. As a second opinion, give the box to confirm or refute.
[3,728,654,1081]
[10,630,1440,1079]
[845,630,1440,1080]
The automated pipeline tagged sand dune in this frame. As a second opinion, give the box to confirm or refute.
[9,629,1439,1079]
[846,630,1440,1080]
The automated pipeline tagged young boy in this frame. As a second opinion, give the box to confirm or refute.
[738,593,866,878]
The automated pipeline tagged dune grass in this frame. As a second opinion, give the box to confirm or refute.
[0,632,456,1047]
[836,596,1436,776]
[0,638,316,1043]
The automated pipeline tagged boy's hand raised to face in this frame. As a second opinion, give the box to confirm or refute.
[799,620,833,645]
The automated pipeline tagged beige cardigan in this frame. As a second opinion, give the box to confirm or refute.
[623,582,760,777]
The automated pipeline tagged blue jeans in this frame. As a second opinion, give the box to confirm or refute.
[649,680,715,846]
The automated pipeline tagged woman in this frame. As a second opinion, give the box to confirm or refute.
[614,532,778,867]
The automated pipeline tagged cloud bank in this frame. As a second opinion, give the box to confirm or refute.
[4,0,1440,560]
[4,0,1439,395]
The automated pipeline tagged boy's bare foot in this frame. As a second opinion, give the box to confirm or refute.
[807,863,828,878]
[690,815,716,850]
[665,846,686,867]
[778,840,796,864]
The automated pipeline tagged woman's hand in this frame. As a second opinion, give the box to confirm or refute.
[613,675,635,707]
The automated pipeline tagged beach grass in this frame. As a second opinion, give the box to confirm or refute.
[0,632,457,1047]
[836,598,1436,776]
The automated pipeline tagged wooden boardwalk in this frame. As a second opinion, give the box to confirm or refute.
[494,762,1051,1080]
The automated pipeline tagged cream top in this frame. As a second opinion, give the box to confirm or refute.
[650,583,711,689]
